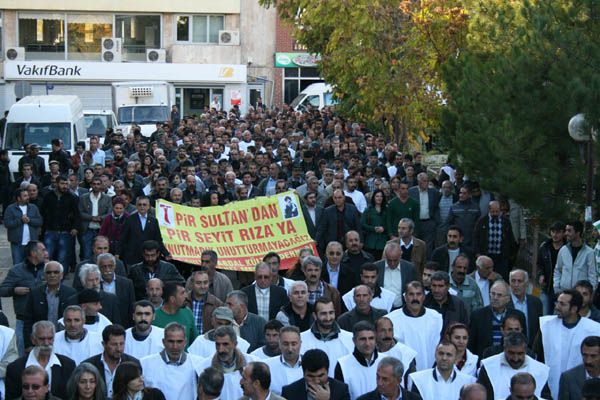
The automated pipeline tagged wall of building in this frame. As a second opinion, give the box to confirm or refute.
[1,0,240,13]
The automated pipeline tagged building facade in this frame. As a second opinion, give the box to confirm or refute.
[0,0,276,115]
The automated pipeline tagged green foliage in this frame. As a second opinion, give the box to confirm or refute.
[444,0,600,222]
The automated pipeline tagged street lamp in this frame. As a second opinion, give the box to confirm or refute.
[568,113,596,224]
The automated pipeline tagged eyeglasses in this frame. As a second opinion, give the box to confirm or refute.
[45,270,61,275]
[22,384,43,390]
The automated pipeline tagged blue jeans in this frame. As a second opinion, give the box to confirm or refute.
[10,243,26,265]
[15,319,24,356]
[44,231,73,267]
[81,229,99,261]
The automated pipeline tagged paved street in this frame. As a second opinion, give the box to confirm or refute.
[0,225,15,327]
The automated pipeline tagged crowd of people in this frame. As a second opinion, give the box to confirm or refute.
[0,103,598,400]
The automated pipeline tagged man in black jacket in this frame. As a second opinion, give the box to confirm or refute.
[23,261,77,349]
[241,262,288,321]
[356,356,421,400]
[424,271,469,330]
[282,348,350,400]
[6,320,76,400]
[82,324,140,398]
[41,175,80,269]
[48,138,72,175]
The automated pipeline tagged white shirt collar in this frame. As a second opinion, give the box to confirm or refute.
[26,350,62,369]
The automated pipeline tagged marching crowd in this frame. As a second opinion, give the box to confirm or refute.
[0,103,598,400]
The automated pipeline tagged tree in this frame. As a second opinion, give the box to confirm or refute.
[260,0,469,148]
[443,0,600,224]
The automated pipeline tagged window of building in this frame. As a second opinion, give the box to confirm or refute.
[67,14,112,60]
[115,14,161,61]
[176,15,224,44]
[283,67,321,105]
[0,13,3,58]
[18,12,65,60]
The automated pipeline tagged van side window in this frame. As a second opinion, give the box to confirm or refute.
[307,95,320,107]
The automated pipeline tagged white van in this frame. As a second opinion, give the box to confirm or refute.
[84,110,119,138]
[2,95,87,174]
[290,82,337,111]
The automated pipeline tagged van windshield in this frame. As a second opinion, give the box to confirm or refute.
[84,115,111,136]
[3,123,71,151]
[289,94,305,110]
[118,106,169,125]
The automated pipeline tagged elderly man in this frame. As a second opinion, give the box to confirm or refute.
[125,300,165,359]
[6,321,76,399]
[468,281,526,357]
[14,365,59,400]
[323,241,356,296]
[71,263,121,325]
[478,332,550,400]
[507,373,540,400]
[316,189,362,255]
[53,305,103,364]
[276,281,315,331]
[356,356,421,400]
[97,253,136,328]
[240,361,286,400]
[241,262,289,322]
[509,269,543,346]
[374,242,417,309]
[337,285,386,331]
[265,326,304,395]
[188,306,251,358]
[450,254,484,316]
[226,291,266,352]
[140,322,204,400]
[73,235,127,291]
[146,278,164,309]
[469,255,501,307]
[196,326,260,400]
[303,255,343,316]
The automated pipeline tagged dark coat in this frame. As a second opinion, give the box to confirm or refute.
[558,364,586,400]
[374,260,417,296]
[408,186,440,223]
[430,245,474,273]
[117,213,170,266]
[103,275,136,328]
[424,292,469,330]
[509,294,543,347]
[81,353,141,395]
[282,378,350,400]
[241,284,289,321]
[473,215,517,259]
[357,388,422,400]
[302,204,324,240]
[67,290,122,325]
[128,260,185,301]
[5,353,76,400]
[72,258,128,291]
[78,192,113,232]
[322,264,358,298]
[23,283,77,348]
[468,306,526,357]
[3,202,43,244]
[315,204,362,254]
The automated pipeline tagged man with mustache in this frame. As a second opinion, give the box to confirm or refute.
[140,322,204,400]
[558,335,600,400]
[196,325,260,400]
[385,281,443,371]
[449,255,483,316]
[264,326,304,395]
[124,300,165,359]
[374,317,417,387]
[424,271,469,330]
[478,332,551,400]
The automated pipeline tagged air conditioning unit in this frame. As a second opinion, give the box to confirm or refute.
[218,30,240,46]
[101,37,122,62]
[146,48,166,63]
[5,47,25,61]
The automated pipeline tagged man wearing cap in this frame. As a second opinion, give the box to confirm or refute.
[41,160,61,189]
[18,144,45,179]
[65,287,113,333]
[49,138,72,175]
[53,304,104,364]
[188,306,251,358]
[79,177,113,261]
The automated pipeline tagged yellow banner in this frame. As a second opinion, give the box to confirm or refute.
[156,191,317,271]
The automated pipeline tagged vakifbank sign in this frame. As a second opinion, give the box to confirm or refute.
[4,61,247,83]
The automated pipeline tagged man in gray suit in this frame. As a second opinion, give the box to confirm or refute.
[374,242,417,309]
[408,172,440,254]
[79,176,112,260]
[4,188,43,264]
[558,335,600,400]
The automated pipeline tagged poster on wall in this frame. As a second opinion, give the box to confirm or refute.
[230,90,242,105]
